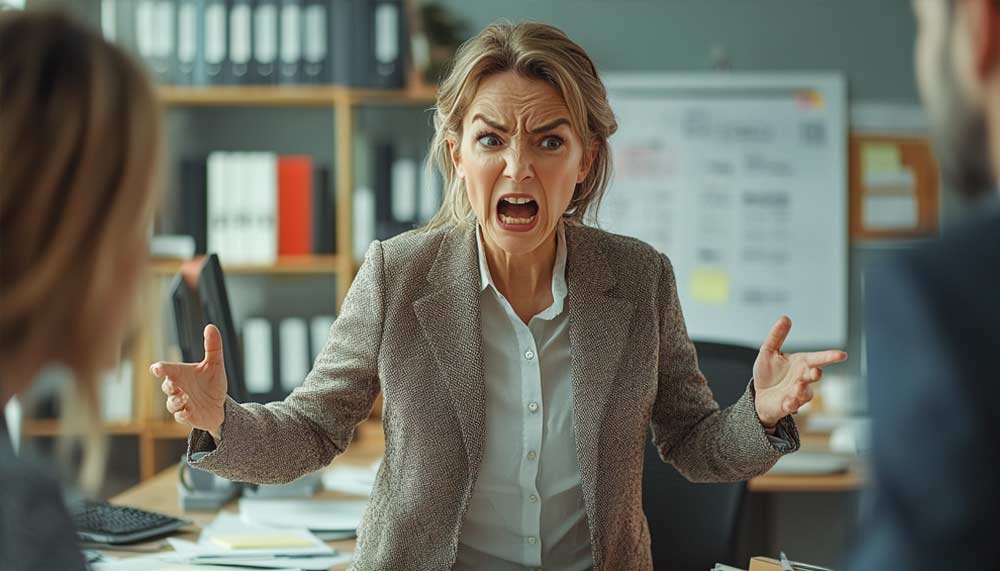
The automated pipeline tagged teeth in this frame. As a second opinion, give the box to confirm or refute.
[500,214,536,225]
[502,197,534,205]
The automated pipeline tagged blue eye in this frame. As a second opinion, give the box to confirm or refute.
[542,136,564,150]
[477,134,502,148]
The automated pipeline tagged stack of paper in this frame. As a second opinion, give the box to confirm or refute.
[239,497,369,535]
[321,459,380,496]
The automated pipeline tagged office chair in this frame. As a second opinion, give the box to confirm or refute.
[642,340,758,571]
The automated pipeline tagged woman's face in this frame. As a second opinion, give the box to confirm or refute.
[451,71,592,256]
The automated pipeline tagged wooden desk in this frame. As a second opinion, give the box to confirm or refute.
[748,432,865,493]
[107,421,385,566]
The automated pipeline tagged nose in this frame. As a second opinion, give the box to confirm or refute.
[502,144,534,183]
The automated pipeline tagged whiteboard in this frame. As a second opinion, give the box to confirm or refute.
[596,73,848,350]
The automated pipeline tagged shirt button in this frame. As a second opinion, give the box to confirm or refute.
[527,402,539,413]
[527,450,537,460]
[525,350,535,360]
[529,494,538,503]
[527,536,537,544]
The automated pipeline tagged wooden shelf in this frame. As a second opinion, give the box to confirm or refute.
[151,255,341,276]
[23,419,144,437]
[158,85,437,107]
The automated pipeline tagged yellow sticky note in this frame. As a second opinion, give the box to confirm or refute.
[691,269,730,305]
[862,142,902,175]
[209,533,313,549]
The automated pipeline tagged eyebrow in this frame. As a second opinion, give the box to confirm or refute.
[471,114,571,135]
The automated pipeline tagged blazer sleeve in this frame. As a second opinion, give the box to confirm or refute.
[649,253,799,483]
[186,241,385,484]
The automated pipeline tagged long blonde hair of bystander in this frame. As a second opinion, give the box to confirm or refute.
[0,8,163,492]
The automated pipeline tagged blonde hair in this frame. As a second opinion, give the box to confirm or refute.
[0,9,163,491]
[423,21,618,231]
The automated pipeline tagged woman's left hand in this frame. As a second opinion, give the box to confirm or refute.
[752,316,848,427]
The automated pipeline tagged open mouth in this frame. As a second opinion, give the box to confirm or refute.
[496,196,539,227]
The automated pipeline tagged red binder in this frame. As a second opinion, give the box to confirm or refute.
[278,156,313,256]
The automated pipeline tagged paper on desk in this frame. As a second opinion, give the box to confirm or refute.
[239,497,369,532]
[167,512,333,557]
[321,460,380,496]
[91,557,302,571]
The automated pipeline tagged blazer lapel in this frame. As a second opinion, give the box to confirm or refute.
[565,225,635,519]
[412,223,488,478]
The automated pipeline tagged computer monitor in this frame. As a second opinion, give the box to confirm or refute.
[169,255,247,404]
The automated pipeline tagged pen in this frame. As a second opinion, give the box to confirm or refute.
[779,551,795,571]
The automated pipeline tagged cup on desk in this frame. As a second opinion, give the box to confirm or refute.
[179,458,234,493]
[818,374,856,416]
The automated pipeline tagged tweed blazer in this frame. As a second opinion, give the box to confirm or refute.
[189,222,799,570]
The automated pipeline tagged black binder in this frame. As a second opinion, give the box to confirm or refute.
[203,0,228,84]
[277,0,303,84]
[226,0,254,84]
[253,0,280,84]
[301,0,331,83]
[175,0,207,85]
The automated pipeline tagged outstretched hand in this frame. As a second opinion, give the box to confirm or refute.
[149,324,228,440]
[752,316,848,427]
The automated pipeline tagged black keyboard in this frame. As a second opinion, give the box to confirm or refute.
[73,500,191,545]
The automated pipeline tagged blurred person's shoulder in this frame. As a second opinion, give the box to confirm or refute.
[0,439,86,571]
[901,202,1000,287]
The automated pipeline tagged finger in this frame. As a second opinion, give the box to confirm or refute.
[166,395,188,414]
[161,379,180,396]
[804,350,848,367]
[203,324,224,366]
[760,316,792,353]
[174,410,191,424]
[801,367,823,384]
[150,362,184,383]
[796,383,814,403]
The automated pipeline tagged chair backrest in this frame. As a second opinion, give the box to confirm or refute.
[641,340,759,571]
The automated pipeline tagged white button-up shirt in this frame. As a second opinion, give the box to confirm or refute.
[454,223,594,571]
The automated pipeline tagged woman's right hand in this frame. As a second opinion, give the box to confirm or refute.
[149,324,228,443]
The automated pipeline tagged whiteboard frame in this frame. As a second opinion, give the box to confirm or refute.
[600,72,849,350]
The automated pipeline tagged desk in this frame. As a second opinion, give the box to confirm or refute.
[107,421,385,567]
[108,420,862,566]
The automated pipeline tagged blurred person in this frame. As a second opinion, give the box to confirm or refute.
[849,0,1000,568]
[0,9,163,570]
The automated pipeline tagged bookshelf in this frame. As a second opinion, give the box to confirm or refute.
[23,83,435,481]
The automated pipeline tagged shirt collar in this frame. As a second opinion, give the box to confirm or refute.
[475,222,569,312]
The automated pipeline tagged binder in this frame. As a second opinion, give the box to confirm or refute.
[153,0,176,83]
[350,0,404,88]
[176,0,207,85]
[243,318,275,397]
[228,152,249,263]
[352,186,375,261]
[277,0,303,84]
[206,151,226,260]
[417,157,442,224]
[203,0,227,84]
[311,164,336,254]
[257,153,279,264]
[227,0,254,84]
[301,0,330,83]
[370,0,404,88]
[309,315,336,362]
[278,318,310,393]
[373,142,410,239]
[178,157,208,255]
[253,0,280,84]
[278,156,314,256]
[330,0,353,85]
[390,156,417,223]
[134,0,159,79]
[99,0,117,42]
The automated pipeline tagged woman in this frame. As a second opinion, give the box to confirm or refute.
[0,9,163,570]
[152,22,846,570]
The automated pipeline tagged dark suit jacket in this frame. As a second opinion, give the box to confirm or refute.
[0,419,86,571]
[190,222,798,570]
[850,208,1000,569]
